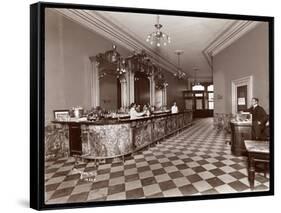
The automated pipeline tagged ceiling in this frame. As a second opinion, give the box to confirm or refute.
[55,9,259,82]
[95,11,233,80]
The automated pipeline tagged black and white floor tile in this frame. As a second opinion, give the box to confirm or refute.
[45,118,269,204]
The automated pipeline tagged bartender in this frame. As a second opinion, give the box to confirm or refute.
[171,102,179,114]
[129,103,145,119]
[143,104,151,116]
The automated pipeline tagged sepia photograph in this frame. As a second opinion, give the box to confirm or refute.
[30,1,274,210]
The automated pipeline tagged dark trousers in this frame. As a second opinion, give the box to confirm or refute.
[252,121,265,140]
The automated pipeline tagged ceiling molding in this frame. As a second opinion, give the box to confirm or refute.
[203,20,260,66]
[55,9,183,76]
[54,9,258,80]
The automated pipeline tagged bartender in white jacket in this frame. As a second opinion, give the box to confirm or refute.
[171,102,179,114]
[129,103,145,119]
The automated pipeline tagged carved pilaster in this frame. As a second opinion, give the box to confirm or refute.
[149,73,155,106]
[125,71,130,107]
[119,76,127,108]
[89,57,100,107]
[163,84,168,107]
[128,61,135,104]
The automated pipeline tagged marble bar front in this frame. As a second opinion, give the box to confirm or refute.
[51,111,193,160]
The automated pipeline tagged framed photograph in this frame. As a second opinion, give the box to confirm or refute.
[30,1,274,210]
[53,110,70,121]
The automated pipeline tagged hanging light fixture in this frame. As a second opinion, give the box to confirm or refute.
[193,67,199,85]
[104,44,119,63]
[116,58,127,78]
[146,15,171,47]
[174,50,186,79]
[192,67,204,90]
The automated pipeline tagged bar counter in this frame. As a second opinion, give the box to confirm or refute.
[51,111,193,160]
[230,120,252,156]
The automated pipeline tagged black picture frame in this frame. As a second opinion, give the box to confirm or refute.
[30,1,274,210]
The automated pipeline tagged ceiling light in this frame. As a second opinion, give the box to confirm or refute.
[146,15,171,47]
[192,67,201,86]
[174,50,186,79]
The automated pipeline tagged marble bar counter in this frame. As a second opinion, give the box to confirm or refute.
[51,111,193,160]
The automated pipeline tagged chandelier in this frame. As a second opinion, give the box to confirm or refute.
[146,15,171,47]
[174,50,186,79]
[97,44,127,79]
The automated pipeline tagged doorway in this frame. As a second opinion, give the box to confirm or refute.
[231,75,253,114]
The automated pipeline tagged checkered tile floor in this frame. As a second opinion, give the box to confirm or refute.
[45,118,269,204]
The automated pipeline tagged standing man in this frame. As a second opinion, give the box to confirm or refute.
[245,98,268,140]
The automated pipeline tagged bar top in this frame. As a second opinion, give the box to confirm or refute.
[52,110,192,125]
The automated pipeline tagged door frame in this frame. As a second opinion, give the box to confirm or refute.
[231,75,253,114]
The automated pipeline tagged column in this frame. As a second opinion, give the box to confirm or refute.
[119,76,127,109]
[149,71,155,107]
[89,57,100,107]
[129,69,135,105]
[125,71,130,107]
[163,84,168,107]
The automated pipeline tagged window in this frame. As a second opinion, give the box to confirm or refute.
[207,85,214,91]
[192,84,204,91]
[208,92,214,100]
[208,85,214,109]
[209,102,214,110]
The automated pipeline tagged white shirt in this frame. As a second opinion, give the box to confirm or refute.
[171,105,178,114]
[129,107,144,119]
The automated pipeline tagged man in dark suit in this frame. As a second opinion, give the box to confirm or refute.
[245,98,268,140]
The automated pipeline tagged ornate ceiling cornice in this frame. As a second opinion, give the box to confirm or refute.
[55,9,181,76]
[55,9,260,81]
[203,20,260,67]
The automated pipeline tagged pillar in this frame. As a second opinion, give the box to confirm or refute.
[128,62,135,105]
[163,84,168,107]
[119,76,127,109]
[89,57,100,108]
[149,74,155,106]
